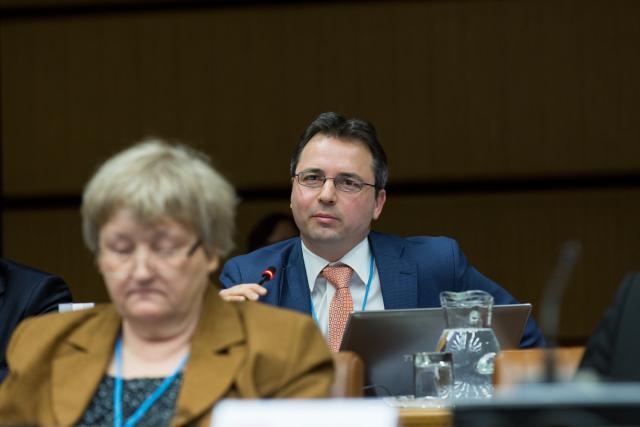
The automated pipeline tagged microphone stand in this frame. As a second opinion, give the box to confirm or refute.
[539,241,581,383]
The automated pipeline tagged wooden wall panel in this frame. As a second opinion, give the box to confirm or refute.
[2,0,640,196]
[2,209,107,303]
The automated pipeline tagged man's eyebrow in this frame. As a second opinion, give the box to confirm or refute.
[299,168,363,180]
[336,172,363,180]
[299,168,324,174]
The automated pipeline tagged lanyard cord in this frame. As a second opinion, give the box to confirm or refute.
[310,253,375,325]
[113,337,189,427]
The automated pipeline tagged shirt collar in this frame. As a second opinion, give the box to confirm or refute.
[301,237,372,293]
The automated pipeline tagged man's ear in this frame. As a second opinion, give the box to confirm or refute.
[373,189,386,220]
[207,253,220,274]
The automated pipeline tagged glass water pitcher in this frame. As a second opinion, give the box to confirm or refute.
[436,290,500,399]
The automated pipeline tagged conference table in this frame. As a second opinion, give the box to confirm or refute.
[398,407,451,427]
[393,383,640,427]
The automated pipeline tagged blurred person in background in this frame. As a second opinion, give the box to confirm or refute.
[0,258,72,383]
[578,272,640,381]
[247,212,298,252]
[0,140,333,427]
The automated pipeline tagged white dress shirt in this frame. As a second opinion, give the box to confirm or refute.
[301,238,385,336]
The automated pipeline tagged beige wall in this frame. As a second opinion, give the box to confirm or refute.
[3,0,640,342]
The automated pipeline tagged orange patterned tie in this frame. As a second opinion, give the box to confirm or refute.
[322,264,354,352]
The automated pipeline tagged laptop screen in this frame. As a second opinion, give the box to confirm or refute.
[339,304,532,396]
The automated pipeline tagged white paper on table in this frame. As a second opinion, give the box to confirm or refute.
[211,399,398,427]
[58,303,95,312]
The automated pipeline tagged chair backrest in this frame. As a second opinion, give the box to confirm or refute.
[493,346,585,387]
[330,351,364,397]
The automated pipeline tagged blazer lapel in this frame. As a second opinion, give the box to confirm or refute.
[370,232,418,309]
[279,240,312,314]
[173,292,246,426]
[51,307,121,426]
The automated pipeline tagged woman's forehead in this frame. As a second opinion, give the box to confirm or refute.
[101,208,194,237]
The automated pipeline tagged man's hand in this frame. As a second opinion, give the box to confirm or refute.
[219,284,268,301]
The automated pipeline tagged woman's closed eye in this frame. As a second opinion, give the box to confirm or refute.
[151,237,191,258]
[105,242,135,256]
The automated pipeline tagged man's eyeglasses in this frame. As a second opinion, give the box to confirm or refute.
[293,171,376,193]
[100,239,202,277]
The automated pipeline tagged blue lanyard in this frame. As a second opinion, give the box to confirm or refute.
[113,337,189,427]
[310,253,375,324]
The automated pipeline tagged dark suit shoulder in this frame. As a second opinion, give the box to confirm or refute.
[403,234,457,245]
[579,272,640,379]
[0,258,72,310]
[1,258,63,285]
[618,272,640,296]
[403,235,458,254]
[369,232,459,261]
[371,231,456,247]
[220,238,300,287]
[600,272,640,333]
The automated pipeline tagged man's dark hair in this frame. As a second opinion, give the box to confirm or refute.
[289,112,389,191]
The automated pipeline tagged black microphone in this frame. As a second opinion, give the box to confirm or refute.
[540,240,581,383]
[258,266,276,286]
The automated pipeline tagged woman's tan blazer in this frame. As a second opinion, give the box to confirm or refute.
[0,290,334,426]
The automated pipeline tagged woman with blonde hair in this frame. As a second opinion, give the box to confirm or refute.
[0,139,333,426]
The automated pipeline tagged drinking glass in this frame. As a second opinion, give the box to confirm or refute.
[414,352,453,399]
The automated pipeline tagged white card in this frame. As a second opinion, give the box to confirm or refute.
[211,399,398,427]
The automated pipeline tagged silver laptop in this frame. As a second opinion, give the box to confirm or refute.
[339,304,532,396]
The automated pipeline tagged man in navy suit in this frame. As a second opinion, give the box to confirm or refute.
[220,112,544,348]
[0,258,72,382]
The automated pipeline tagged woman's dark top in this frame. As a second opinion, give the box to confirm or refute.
[76,374,182,427]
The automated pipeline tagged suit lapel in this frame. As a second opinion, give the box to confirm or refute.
[280,240,312,314]
[0,269,5,317]
[173,292,246,426]
[0,270,5,297]
[51,307,120,426]
[275,234,418,311]
[0,261,6,307]
[370,232,418,309]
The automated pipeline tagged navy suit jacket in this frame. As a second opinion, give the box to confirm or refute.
[220,232,544,348]
[0,258,72,383]
[579,272,640,381]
